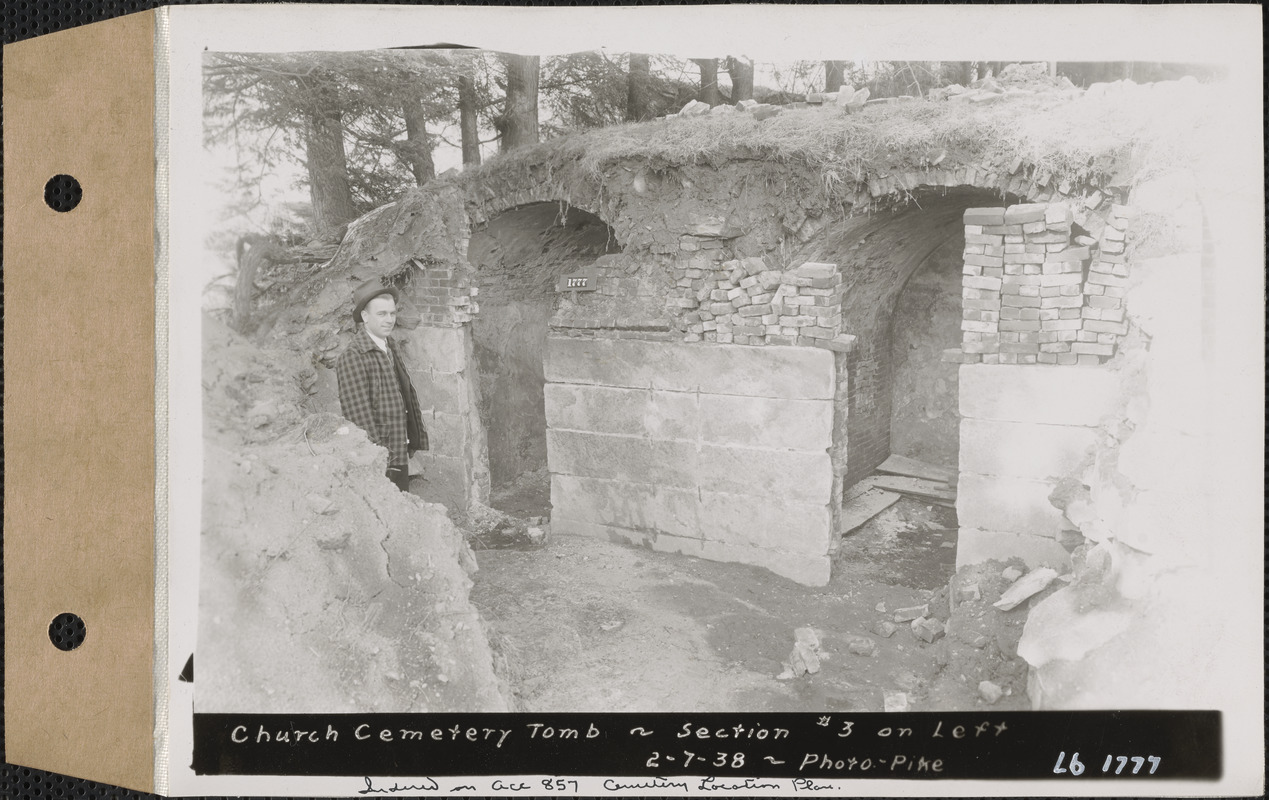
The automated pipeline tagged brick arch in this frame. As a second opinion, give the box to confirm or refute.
[839,156,1105,213]
[462,176,611,231]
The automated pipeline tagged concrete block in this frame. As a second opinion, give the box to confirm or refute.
[959,364,1119,425]
[956,528,1072,571]
[959,419,1098,480]
[545,336,834,399]
[699,395,832,451]
[697,490,833,553]
[402,326,467,373]
[957,473,1071,536]
[547,429,698,488]
[697,444,834,504]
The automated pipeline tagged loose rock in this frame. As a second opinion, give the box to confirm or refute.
[995,567,1059,611]
[846,635,877,657]
[911,617,946,643]
[883,690,909,712]
[978,680,1004,704]
[305,494,336,515]
[894,604,929,623]
[871,620,898,638]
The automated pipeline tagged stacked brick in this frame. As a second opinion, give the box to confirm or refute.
[948,201,1133,366]
[407,263,479,328]
[670,248,853,352]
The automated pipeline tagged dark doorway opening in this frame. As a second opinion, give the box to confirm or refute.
[466,202,619,519]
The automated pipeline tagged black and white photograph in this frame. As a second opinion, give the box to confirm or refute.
[157,4,1263,794]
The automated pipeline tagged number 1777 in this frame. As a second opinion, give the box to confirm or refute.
[1053,752,1160,775]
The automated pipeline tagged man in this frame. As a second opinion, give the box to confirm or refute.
[335,278,428,491]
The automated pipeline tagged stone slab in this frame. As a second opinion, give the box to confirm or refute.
[697,490,833,553]
[544,383,698,440]
[554,517,828,585]
[957,473,1071,536]
[546,429,698,488]
[410,369,467,416]
[546,336,834,399]
[551,474,700,540]
[956,528,1072,571]
[402,326,467,374]
[698,394,833,451]
[551,517,705,556]
[424,410,468,459]
[959,364,1119,426]
[697,444,834,504]
[959,419,1098,480]
[551,478,832,556]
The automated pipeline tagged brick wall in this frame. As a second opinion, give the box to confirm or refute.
[670,249,854,351]
[842,333,893,486]
[404,258,479,328]
[946,201,1135,367]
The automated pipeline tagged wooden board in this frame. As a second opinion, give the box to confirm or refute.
[842,474,885,502]
[870,474,957,503]
[839,486,902,534]
[876,453,955,484]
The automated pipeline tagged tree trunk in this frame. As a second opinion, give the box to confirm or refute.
[501,53,540,152]
[692,58,722,106]
[458,73,482,166]
[825,60,847,93]
[727,56,754,102]
[626,53,652,121]
[402,99,436,186]
[960,61,977,85]
[231,235,275,335]
[303,103,358,241]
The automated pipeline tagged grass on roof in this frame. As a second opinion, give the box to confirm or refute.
[470,78,1220,195]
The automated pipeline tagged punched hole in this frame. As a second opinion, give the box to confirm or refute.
[44,174,82,212]
[48,612,87,651]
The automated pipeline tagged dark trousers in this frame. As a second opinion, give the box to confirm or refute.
[386,465,410,492]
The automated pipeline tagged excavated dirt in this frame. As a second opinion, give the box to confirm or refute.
[198,316,510,713]
[470,499,1030,713]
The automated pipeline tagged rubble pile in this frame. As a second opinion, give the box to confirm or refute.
[928,63,1080,105]
[671,255,855,350]
[946,200,1135,366]
[913,558,1065,709]
[666,84,871,122]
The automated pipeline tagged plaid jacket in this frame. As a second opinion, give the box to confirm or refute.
[335,328,424,467]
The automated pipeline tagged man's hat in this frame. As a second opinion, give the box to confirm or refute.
[352,278,400,321]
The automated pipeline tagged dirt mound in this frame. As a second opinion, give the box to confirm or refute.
[198,315,510,712]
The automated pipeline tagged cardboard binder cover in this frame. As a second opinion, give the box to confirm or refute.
[3,10,158,793]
